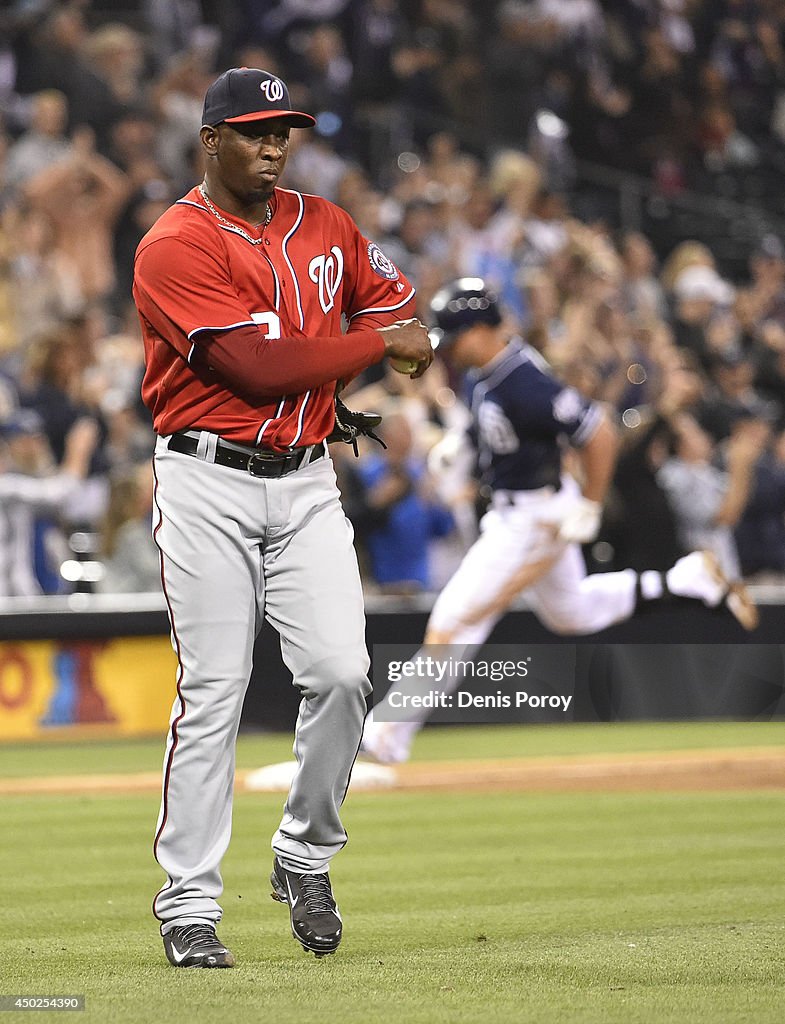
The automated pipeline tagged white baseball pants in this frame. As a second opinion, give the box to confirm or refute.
[151,436,370,933]
[373,479,638,736]
[430,478,638,644]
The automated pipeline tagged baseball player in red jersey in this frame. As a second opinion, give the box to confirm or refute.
[133,67,432,967]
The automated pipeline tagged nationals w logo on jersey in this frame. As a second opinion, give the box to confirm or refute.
[309,247,344,314]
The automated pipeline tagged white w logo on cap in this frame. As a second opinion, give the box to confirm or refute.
[260,78,285,102]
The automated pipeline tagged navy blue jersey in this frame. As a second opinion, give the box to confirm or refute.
[467,340,602,491]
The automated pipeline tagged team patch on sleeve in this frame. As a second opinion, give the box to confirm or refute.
[552,387,587,426]
[367,241,400,281]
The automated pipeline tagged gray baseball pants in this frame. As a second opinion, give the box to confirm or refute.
[151,434,370,934]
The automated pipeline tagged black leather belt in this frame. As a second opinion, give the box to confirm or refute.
[168,432,325,478]
[495,477,562,503]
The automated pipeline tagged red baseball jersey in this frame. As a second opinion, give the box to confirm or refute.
[133,185,416,449]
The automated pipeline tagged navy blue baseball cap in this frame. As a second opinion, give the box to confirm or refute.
[202,68,316,129]
[429,278,502,349]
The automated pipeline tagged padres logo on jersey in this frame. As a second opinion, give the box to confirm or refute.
[309,247,344,313]
[478,400,519,454]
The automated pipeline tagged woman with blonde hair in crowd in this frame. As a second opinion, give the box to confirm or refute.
[660,239,716,293]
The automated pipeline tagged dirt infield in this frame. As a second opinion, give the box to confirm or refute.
[1,746,783,796]
[390,747,785,792]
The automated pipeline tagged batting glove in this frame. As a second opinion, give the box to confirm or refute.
[558,496,602,544]
[427,430,467,475]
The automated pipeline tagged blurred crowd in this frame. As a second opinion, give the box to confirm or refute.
[2,0,785,600]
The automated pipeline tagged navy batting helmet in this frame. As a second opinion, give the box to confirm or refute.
[428,278,502,349]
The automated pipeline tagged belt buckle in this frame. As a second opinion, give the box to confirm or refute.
[247,450,286,477]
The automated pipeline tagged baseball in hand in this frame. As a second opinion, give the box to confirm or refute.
[390,357,421,374]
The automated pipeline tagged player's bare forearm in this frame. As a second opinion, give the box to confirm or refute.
[576,413,619,503]
[714,420,768,527]
[62,418,99,478]
[714,462,755,528]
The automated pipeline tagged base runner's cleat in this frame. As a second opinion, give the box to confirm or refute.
[270,857,342,957]
[359,717,412,765]
[666,551,759,630]
[163,923,235,968]
[724,580,759,631]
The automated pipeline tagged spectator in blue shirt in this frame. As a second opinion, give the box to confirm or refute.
[356,411,454,593]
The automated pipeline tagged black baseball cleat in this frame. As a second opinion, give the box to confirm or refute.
[163,923,236,968]
[270,858,342,957]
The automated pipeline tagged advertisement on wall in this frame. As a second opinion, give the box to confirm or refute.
[0,637,177,741]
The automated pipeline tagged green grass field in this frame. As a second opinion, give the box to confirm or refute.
[2,723,784,1023]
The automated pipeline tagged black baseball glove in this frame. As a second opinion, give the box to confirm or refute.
[326,397,386,457]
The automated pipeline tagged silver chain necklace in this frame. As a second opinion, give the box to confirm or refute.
[198,184,272,244]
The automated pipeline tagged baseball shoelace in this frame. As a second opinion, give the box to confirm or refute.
[299,874,335,914]
[175,924,223,950]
